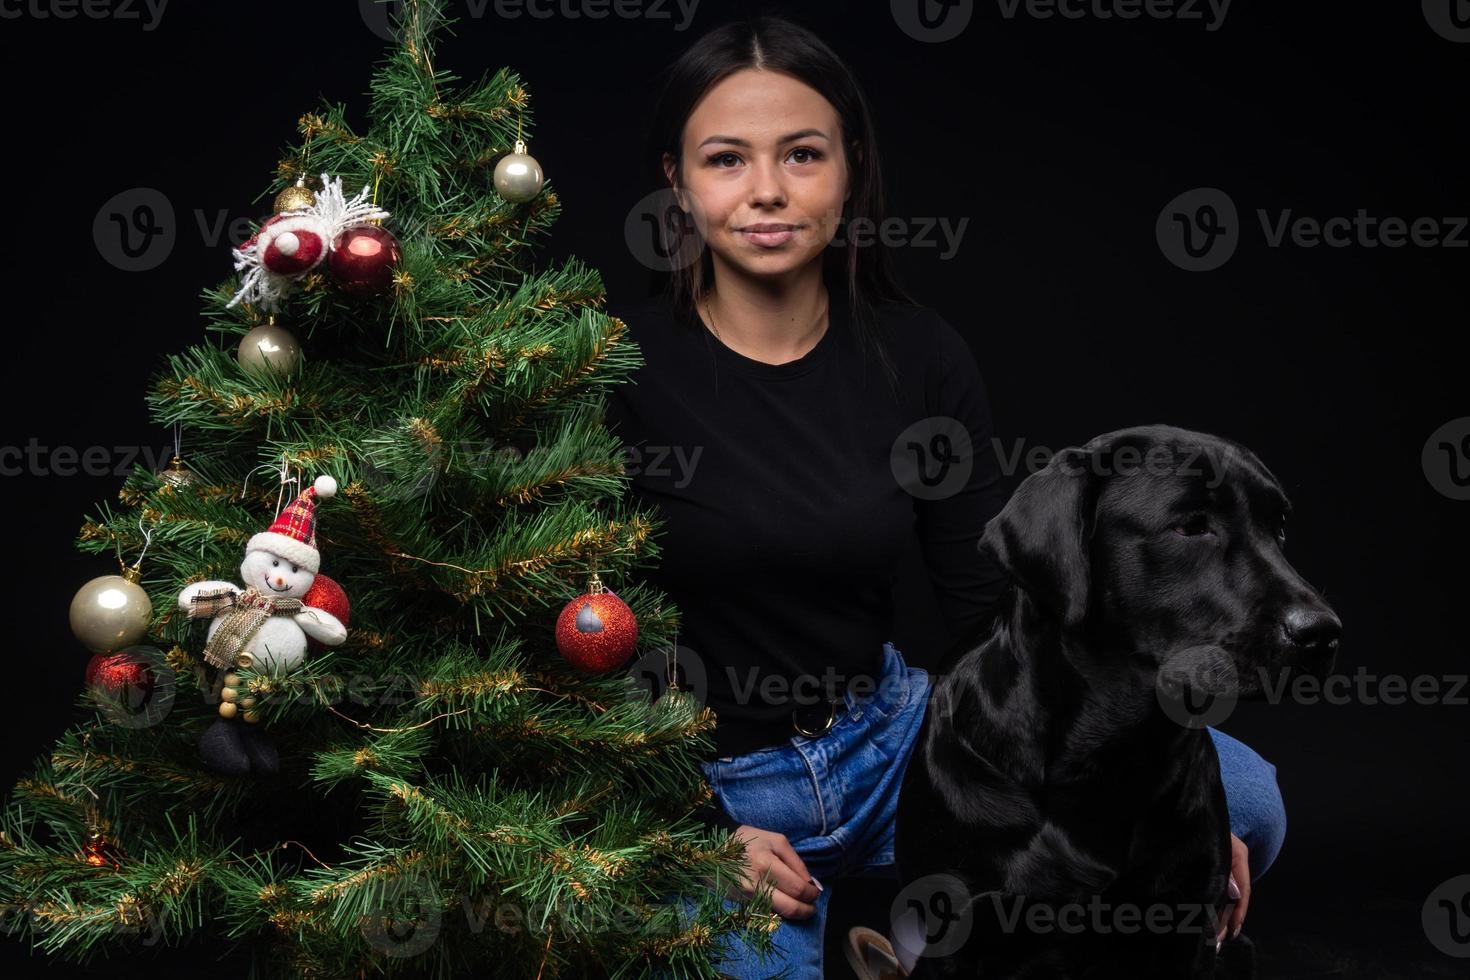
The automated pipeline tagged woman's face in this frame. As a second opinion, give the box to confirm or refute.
[665,68,851,285]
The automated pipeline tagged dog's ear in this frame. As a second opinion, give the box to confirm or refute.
[980,446,1096,629]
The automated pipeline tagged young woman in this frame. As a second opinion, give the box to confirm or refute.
[605,15,1287,978]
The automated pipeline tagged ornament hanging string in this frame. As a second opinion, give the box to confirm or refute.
[237,453,299,511]
[115,518,153,575]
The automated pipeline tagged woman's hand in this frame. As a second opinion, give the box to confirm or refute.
[728,825,823,920]
[1216,832,1251,950]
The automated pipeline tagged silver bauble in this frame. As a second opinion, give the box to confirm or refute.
[70,567,153,653]
[237,323,301,377]
[494,140,544,203]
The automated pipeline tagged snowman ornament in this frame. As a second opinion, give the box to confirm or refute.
[179,475,347,673]
[178,475,347,775]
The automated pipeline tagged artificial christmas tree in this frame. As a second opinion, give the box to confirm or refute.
[0,2,778,975]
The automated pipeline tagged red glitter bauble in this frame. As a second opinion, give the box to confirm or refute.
[555,587,638,674]
[302,573,351,652]
[329,225,401,296]
[84,649,156,701]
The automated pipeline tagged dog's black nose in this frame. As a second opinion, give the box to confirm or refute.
[1282,604,1341,663]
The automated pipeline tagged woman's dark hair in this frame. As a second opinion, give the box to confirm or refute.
[641,13,914,398]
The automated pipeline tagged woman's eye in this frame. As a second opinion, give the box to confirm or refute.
[707,148,822,168]
[1174,514,1212,536]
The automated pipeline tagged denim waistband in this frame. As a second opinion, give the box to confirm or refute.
[711,640,907,759]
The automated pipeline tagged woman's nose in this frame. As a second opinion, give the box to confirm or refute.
[748,159,788,207]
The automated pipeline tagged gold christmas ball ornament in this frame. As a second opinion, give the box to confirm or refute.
[218,701,238,719]
[223,673,240,687]
[237,322,301,377]
[243,709,261,724]
[220,687,238,703]
[69,565,153,653]
[159,456,195,488]
[494,139,544,203]
[273,180,316,214]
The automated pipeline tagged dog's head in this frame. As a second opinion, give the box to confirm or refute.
[979,424,1340,695]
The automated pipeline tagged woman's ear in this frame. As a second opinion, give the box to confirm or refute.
[662,151,684,210]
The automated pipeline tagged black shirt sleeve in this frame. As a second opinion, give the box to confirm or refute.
[912,311,1011,676]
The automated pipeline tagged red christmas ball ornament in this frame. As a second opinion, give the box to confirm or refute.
[82,834,124,870]
[555,574,638,674]
[329,224,401,297]
[302,573,351,652]
[84,649,156,703]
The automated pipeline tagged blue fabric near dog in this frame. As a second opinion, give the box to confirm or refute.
[657,640,1286,980]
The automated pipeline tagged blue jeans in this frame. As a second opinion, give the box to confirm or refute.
[671,641,1287,980]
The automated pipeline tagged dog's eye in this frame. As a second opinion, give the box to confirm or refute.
[1174,514,1212,536]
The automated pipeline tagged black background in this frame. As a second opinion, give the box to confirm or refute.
[1,0,1466,976]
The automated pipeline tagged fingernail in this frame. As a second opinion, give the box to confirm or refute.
[1215,938,1223,954]
[1231,923,1241,939]
[809,875,824,892]
[1228,875,1241,901]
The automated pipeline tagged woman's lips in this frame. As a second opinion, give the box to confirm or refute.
[738,226,798,247]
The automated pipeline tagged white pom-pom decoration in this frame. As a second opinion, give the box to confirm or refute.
[314,475,338,499]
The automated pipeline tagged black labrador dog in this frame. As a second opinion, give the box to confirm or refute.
[895,425,1340,979]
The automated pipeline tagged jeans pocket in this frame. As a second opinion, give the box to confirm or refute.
[713,748,826,840]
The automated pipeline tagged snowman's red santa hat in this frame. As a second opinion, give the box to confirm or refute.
[247,475,337,575]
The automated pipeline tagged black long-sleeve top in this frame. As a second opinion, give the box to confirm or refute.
[603,282,1009,833]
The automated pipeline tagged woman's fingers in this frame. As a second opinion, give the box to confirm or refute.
[736,858,816,919]
[770,834,823,901]
[1227,834,1252,939]
[1217,833,1252,949]
[728,827,821,919]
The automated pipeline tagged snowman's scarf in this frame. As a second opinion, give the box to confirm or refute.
[189,586,304,669]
